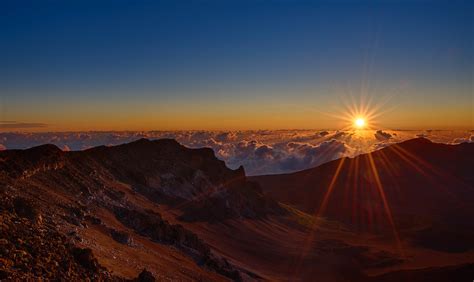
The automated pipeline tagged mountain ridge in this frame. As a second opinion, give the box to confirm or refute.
[251,137,474,246]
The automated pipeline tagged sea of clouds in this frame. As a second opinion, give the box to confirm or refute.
[0,130,472,175]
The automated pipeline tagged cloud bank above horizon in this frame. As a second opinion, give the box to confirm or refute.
[1,129,472,175]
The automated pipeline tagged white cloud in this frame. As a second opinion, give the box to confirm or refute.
[0,130,471,175]
[451,135,474,144]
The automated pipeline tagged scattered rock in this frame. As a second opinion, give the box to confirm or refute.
[0,210,113,280]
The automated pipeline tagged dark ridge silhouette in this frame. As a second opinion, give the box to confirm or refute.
[251,138,474,249]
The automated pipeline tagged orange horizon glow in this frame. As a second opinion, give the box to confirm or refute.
[2,96,472,132]
[2,111,472,133]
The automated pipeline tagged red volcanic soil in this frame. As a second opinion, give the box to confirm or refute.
[1,138,473,281]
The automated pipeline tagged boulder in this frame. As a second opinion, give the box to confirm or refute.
[71,248,99,271]
[12,197,42,224]
[135,269,155,282]
[110,229,133,245]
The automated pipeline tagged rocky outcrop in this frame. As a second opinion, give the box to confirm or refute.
[134,269,156,282]
[12,197,42,224]
[178,179,286,222]
[71,247,101,272]
[0,144,65,179]
[81,139,283,221]
[110,229,134,246]
[114,206,242,280]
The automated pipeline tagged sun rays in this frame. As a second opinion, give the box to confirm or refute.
[367,153,403,255]
[338,93,389,131]
[293,134,474,273]
[315,87,397,134]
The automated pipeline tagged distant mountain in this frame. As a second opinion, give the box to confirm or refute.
[1,138,473,281]
[1,139,284,221]
[251,138,474,251]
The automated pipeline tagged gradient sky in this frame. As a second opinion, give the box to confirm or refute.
[1,0,472,131]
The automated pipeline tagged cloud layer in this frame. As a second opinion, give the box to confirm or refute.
[0,130,471,175]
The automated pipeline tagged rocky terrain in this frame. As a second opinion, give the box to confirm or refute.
[0,138,283,281]
[1,137,473,281]
[0,196,109,280]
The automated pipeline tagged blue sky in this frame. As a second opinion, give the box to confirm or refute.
[1,0,472,130]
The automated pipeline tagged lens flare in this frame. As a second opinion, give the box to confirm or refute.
[317,92,395,132]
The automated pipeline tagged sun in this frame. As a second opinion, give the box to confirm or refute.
[320,92,390,131]
[354,117,366,129]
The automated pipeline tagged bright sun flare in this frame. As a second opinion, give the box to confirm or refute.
[354,118,366,128]
[324,94,385,131]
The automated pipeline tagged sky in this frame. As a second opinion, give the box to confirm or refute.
[1,0,472,131]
